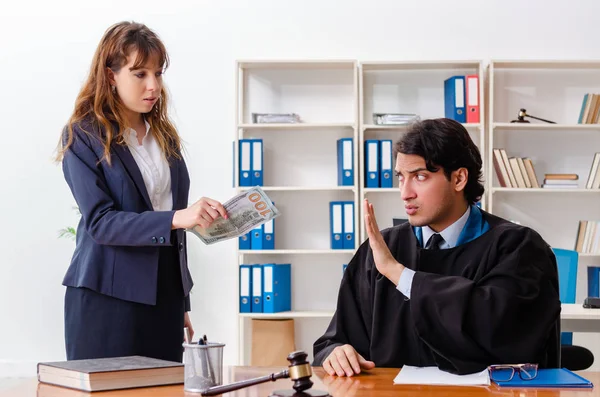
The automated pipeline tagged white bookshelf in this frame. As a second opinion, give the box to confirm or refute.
[493,122,600,131]
[487,60,600,369]
[239,249,355,255]
[487,60,600,259]
[239,311,335,319]
[358,61,486,241]
[363,123,481,131]
[234,60,359,365]
[230,59,600,369]
[237,186,355,192]
[237,123,355,130]
[492,188,600,194]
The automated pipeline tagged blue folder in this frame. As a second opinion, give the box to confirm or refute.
[251,139,263,186]
[238,139,253,187]
[337,138,353,186]
[342,201,355,249]
[251,264,263,313]
[251,224,264,250]
[589,266,600,297]
[330,201,344,249]
[444,76,466,123]
[262,202,275,249]
[379,139,393,188]
[364,140,380,188]
[239,265,251,313]
[262,263,291,313]
[239,232,251,250]
[494,368,593,388]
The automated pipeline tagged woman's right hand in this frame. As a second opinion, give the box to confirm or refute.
[172,197,228,230]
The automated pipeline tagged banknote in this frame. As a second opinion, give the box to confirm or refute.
[186,187,280,245]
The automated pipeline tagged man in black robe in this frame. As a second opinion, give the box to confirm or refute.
[313,118,561,376]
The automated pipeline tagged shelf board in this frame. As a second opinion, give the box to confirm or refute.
[363,188,398,193]
[239,249,355,255]
[363,123,480,131]
[491,60,600,69]
[237,60,356,70]
[579,253,600,258]
[239,311,334,319]
[238,123,355,130]
[361,60,481,71]
[492,188,600,193]
[493,123,600,130]
[236,186,356,192]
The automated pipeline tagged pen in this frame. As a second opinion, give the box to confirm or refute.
[200,334,215,385]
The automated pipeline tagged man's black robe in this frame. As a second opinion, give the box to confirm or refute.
[313,211,561,374]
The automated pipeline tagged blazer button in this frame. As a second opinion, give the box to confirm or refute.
[152,237,157,243]
[159,236,165,244]
[179,243,184,250]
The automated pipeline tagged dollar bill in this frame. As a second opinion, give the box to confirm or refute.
[186,187,280,245]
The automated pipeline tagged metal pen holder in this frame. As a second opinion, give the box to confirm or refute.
[182,342,225,393]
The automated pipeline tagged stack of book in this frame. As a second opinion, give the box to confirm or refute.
[492,148,539,188]
[585,152,600,189]
[37,356,184,392]
[578,93,600,124]
[575,221,600,254]
[542,174,578,189]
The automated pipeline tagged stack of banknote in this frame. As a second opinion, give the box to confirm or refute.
[187,187,280,245]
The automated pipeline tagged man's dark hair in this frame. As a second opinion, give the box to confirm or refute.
[394,118,484,205]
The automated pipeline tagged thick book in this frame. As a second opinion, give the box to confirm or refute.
[37,355,184,392]
[494,368,593,388]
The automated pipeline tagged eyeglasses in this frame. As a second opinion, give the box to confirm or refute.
[488,363,538,382]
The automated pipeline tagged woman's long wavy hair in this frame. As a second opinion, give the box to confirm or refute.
[56,21,181,164]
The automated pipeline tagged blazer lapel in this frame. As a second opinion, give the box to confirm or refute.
[112,143,153,209]
[170,157,179,209]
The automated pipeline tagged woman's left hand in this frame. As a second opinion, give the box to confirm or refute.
[184,312,194,342]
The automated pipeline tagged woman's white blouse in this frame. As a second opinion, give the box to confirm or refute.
[124,120,173,211]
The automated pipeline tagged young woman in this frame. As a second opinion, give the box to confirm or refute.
[57,21,226,362]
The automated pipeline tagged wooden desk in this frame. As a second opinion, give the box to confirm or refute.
[561,304,600,332]
[1,367,597,397]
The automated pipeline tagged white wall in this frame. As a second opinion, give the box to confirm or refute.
[1,0,600,376]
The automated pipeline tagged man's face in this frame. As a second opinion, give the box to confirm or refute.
[395,153,462,232]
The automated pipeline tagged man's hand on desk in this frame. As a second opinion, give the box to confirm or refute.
[323,344,375,377]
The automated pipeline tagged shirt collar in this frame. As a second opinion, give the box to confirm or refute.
[421,206,471,249]
[127,119,151,144]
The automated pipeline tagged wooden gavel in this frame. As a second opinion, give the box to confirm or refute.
[201,351,330,397]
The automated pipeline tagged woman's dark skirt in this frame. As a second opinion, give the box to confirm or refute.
[65,243,185,362]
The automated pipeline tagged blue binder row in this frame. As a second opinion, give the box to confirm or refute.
[330,201,355,249]
[239,263,291,313]
[364,139,393,188]
[589,266,600,297]
[238,139,263,186]
[239,202,275,250]
[444,75,466,123]
[337,138,354,186]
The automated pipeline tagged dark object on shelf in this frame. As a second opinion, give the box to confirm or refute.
[510,108,556,124]
[583,296,600,308]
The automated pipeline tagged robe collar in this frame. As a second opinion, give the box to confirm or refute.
[413,205,490,248]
